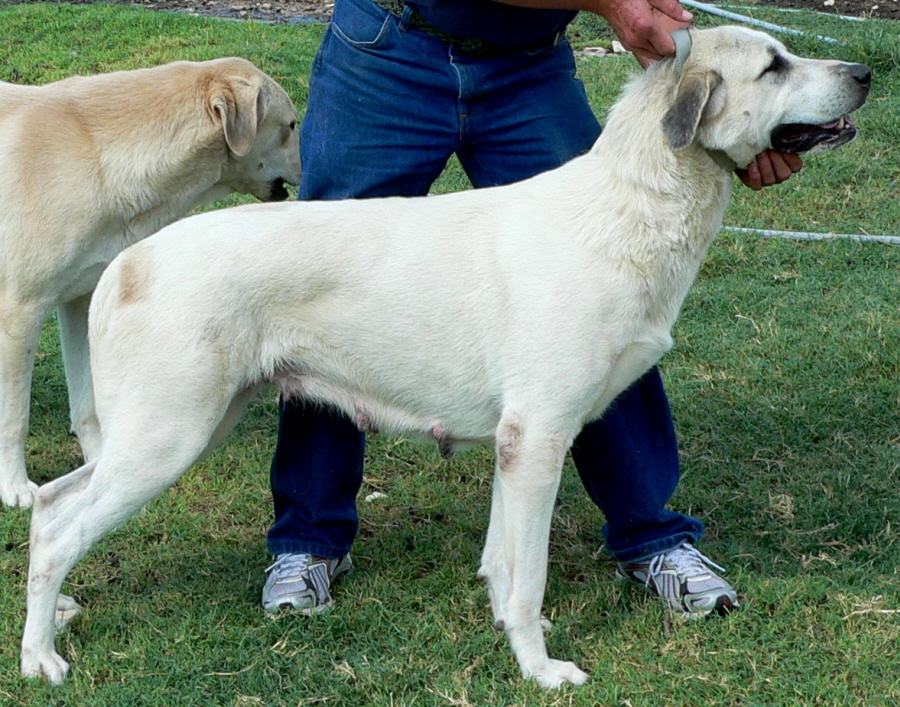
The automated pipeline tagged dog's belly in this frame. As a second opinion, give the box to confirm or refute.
[273,371,500,446]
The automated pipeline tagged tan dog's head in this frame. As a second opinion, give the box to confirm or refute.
[206,58,301,201]
[660,26,870,169]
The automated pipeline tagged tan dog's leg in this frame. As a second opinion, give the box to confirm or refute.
[58,295,102,460]
[479,416,589,688]
[0,305,46,507]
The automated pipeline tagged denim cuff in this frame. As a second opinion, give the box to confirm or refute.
[604,529,704,564]
[266,541,350,560]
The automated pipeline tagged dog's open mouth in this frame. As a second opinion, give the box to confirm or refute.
[269,177,289,201]
[771,115,857,153]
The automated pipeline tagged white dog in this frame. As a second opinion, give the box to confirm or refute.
[21,27,869,688]
[0,58,301,507]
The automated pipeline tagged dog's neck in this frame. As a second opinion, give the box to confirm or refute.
[598,58,743,179]
[88,116,227,237]
[558,64,735,282]
[592,69,735,193]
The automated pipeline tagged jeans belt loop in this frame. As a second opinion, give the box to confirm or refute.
[397,2,413,32]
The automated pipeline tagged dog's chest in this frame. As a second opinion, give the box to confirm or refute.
[56,223,149,301]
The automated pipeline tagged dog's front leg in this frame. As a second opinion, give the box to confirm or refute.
[479,417,588,689]
[0,305,46,507]
[58,295,102,461]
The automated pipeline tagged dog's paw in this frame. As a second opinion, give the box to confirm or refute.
[527,659,589,689]
[1,479,38,508]
[21,649,70,685]
[55,594,83,630]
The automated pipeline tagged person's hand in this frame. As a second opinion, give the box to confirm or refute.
[592,0,693,66]
[492,0,691,65]
[736,150,804,190]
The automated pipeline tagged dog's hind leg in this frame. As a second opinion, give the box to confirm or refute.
[199,386,259,458]
[21,432,206,684]
[16,459,100,629]
[479,416,588,689]
[58,295,102,461]
[20,460,96,683]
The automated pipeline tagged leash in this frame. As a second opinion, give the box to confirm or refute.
[671,28,692,77]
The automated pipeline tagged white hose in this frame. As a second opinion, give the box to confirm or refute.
[721,4,866,22]
[681,0,839,43]
[725,226,900,246]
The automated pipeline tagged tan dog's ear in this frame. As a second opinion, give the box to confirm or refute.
[210,76,262,157]
[661,68,723,151]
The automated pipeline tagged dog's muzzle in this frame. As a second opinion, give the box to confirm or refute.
[771,63,871,154]
[268,177,289,201]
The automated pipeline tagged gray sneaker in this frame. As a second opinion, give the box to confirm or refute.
[262,553,352,615]
[615,542,739,619]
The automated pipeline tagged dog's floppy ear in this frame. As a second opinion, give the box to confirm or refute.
[209,75,262,157]
[661,61,723,152]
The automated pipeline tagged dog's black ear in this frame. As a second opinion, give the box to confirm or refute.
[661,69,723,151]
[210,76,262,158]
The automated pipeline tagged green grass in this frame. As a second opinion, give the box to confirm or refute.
[1,3,900,705]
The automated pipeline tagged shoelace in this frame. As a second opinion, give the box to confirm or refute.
[645,542,726,586]
[265,553,312,579]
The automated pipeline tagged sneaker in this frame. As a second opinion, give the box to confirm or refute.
[262,553,352,615]
[615,542,739,619]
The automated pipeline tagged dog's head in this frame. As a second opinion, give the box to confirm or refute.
[660,26,870,169]
[207,58,301,201]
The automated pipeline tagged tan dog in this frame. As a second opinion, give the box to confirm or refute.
[22,27,868,687]
[0,58,301,508]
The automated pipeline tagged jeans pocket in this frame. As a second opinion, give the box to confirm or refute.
[330,0,394,49]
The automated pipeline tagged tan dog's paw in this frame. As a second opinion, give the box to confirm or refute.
[1,479,38,508]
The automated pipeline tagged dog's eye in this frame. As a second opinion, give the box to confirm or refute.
[289,120,297,130]
[760,54,788,77]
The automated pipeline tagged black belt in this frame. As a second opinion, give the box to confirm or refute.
[372,0,563,58]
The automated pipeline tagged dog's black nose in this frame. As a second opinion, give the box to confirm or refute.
[849,63,872,88]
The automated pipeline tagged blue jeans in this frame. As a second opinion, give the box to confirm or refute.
[267,0,704,563]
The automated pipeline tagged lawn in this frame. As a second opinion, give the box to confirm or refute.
[1,3,899,705]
